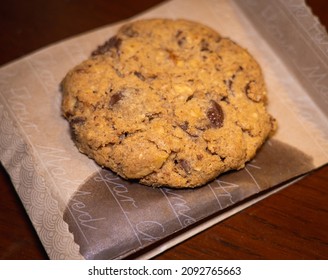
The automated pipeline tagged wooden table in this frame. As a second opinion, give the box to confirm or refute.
[0,0,327,260]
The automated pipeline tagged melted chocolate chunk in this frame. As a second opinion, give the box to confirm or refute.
[109,91,123,107]
[91,36,122,56]
[207,100,224,128]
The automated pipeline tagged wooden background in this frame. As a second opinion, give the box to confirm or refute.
[0,0,327,259]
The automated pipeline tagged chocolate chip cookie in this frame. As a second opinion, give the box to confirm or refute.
[61,19,276,188]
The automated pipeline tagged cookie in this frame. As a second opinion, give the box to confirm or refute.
[61,18,276,188]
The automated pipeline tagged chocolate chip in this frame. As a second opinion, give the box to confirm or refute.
[178,37,186,47]
[221,96,230,104]
[109,91,123,107]
[200,39,210,51]
[186,94,194,102]
[178,159,191,174]
[206,100,224,128]
[119,132,129,141]
[134,71,145,81]
[219,156,226,162]
[91,36,122,56]
[176,30,186,47]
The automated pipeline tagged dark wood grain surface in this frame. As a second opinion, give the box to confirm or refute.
[0,0,327,260]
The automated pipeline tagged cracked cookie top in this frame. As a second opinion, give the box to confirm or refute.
[61,18,276,188]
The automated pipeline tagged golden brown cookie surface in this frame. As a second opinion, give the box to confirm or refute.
[61,19,276,188]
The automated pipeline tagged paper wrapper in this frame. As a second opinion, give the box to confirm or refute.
[1,0,328,259]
